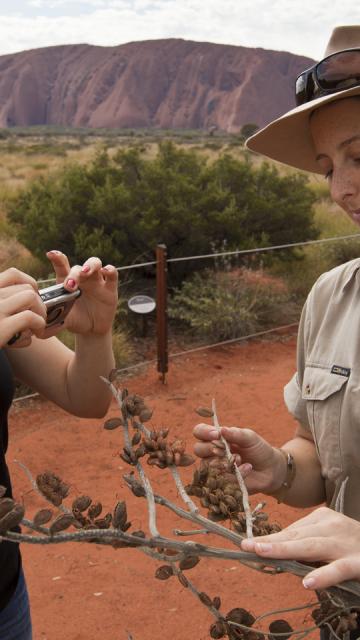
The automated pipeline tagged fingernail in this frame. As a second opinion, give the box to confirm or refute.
[241,539,254,551]
[47,250,62,255]
[66,278,76,289]
[303,577,316,589]
[209,430,219,439]
[81,265,90,273]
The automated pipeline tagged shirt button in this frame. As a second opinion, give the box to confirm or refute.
[305,384,311,394]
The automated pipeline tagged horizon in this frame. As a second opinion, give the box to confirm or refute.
[0,0,359,60]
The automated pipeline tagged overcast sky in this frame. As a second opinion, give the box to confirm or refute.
[0,0,359,60]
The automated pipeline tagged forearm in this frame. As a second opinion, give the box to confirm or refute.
[65,330,115,418]
[270,433,326,508]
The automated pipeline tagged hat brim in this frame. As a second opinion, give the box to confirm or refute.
[246,85,360,173]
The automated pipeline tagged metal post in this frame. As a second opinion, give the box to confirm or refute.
[156,244,168,384]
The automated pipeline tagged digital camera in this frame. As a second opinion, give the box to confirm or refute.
[39,282,81,327]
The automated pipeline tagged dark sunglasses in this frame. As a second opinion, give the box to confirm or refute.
[295,48,360,106]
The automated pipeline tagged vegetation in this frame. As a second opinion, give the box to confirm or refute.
[6,142,318,282]
[168,268,294,341]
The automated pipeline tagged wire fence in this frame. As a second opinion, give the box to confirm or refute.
[13,231,360,403]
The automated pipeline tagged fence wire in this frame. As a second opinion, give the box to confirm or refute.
[13,232,360,402]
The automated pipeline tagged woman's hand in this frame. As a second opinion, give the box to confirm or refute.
[241,507,360,590]
[0,268,47,348]
[193,423,287,495]
[46,251,118,336]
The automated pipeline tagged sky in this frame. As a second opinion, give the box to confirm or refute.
[0,0,359,60]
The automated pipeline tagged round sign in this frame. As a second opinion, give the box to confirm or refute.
[128,294,156,314]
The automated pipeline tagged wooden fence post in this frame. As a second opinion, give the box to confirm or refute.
[156,244,168,383]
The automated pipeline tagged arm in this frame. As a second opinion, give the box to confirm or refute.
[6,331,115,418]
[6,252,118,418]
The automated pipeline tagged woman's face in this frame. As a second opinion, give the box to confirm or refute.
[310,97,360,225]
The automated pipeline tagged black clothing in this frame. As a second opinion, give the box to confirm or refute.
[0,349,20,612]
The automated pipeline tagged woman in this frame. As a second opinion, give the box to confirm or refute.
[0,249,118,639]
[194,25,360,591]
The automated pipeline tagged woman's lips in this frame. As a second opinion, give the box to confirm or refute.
[351,210,360,224]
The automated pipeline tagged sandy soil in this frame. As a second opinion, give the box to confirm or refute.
[8,333,320,640]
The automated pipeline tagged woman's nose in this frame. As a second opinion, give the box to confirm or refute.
[330,167,358,206]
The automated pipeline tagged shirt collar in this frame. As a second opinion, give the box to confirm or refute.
[342,259,360,291]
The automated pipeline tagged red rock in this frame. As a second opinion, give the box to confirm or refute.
[0,39,314,130]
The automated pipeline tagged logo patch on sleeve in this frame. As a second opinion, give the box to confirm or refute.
[331,365,351,378]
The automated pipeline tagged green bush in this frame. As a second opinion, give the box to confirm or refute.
[7,142,318,279]
[168,269,292,341]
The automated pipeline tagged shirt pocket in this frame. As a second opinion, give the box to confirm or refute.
[302,365,348,480]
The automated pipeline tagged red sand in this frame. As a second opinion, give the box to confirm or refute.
[8,334,319,640]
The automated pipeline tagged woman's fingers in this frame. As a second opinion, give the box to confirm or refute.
[101,265,119,289]
[46,251,71,283]
[0,267,38,291]
[242,536,341,563]
[303,556,360,590]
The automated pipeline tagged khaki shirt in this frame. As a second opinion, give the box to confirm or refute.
[284,258,360,520]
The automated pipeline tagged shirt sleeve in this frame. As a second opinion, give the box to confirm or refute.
[283,294,311,431]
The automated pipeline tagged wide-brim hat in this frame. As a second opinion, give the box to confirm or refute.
[246,26,360,173]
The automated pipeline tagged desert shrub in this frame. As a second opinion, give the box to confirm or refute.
[7,142,318,281]
[168,268,292,341]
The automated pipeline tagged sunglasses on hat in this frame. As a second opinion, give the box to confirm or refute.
[295,48,360,105]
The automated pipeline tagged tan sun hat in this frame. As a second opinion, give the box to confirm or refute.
[246,26,360,173]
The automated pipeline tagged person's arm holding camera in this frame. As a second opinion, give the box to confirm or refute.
[5,251,118,418]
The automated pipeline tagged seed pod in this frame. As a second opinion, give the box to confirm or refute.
[94,514,112,529]
[147,458,166,469]
[200,497,210,508]
[179,556,200,571]
[206,477,218,490]
[196,407,214,418]
[121,388,129,400]
[139,408,153,423]
[0,504,25,532]
[0,486,7,498]
[213,596,221,610]
[209,494,219,506]
[131,431,142,446]
[59,482,70,499]
[88,502,102,520]
[224,495,238,509]
[171,439,186,455]
[120,452,133,465]
[210,621,227,639]
[165,451,174,466]
[132,530,146,538]
[209,504,221,514]
[104,417,123,430]
[130,482,145,498]
[33,509,53,526]
[268,620,293,640]
[199,592,213,607]
[0,498,15,519]
[177,454,195,467]
[72,495,92,512]
[219,501,229,516]
[160,428,169,439]
[135,444,146,459]
[143,437,155,452]
[177,572,189,588]
[49,513,74,535]
[155,565,173,580]
[226,608,255,627]
[113,501,127,530]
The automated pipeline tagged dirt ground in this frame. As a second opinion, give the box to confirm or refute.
[8,333,320,640]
